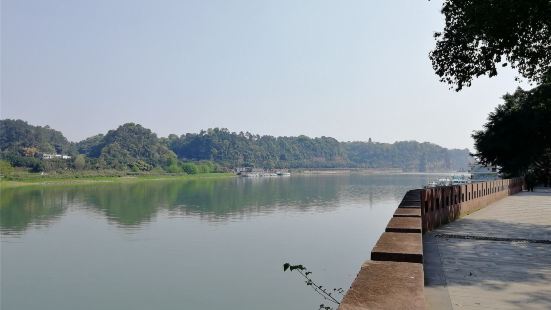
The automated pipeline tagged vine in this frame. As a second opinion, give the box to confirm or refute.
[283,263,344,310]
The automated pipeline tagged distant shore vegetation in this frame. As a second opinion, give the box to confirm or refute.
[0,119,470,179]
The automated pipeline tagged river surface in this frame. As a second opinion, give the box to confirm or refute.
[1,174,442,310]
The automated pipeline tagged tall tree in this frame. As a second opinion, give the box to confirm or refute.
[430,0,551,90]
[473,83,551,181]
[73,154,86,170]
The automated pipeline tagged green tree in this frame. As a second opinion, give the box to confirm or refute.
[182,162,199,174]
[76,134,104,157]
[473,83,551,183]
[430,0,551,90]
[0,160,14,177]
[99,143,132,170]
[74,154,86,170]
[165,157,182,173]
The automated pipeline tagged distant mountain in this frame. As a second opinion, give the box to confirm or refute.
[447,148,472,171]
[0,119,471,172]
[344,140,470,172]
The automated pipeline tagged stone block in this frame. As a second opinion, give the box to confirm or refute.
[371,232,423,263]
[339,260,426,310]
[386,217,422,233]
[394,208,421,218]
[399,202,421,208]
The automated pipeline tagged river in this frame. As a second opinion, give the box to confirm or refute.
[1,174,443,310]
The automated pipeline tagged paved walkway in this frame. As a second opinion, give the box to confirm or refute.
[424,189,551,310]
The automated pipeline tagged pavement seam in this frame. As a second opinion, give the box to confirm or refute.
[434,233,551,245]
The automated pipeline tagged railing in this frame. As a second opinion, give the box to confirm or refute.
[339,178,524,310]
[421,178,524,232]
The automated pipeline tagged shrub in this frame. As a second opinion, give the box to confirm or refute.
[182,162,198,174]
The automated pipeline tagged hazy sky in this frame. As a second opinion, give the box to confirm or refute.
[1,0,528,149]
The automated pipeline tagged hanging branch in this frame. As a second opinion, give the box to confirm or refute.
[283,263,344,310]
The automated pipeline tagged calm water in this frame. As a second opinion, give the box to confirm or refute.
[1,174,440,310]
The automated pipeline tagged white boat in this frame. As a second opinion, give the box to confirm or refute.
[470,163,500,182]
[425,178,452,188]
[240,172,280,177]
[241,172,260,177]
[451,175,470,185]
[426,180,439,188]
[237,168,291,177]
[426,175,471,188]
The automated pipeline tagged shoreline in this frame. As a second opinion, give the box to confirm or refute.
[0,173,235,189]
[0,169,468,188]
[292,168,465,175]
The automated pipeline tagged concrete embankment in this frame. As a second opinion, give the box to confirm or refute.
[423,188,551,309]
[339,178,524,310]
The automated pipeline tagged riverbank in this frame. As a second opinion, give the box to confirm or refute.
[0,172,235,188]
[0,169,464,188]
[291,168,463,175]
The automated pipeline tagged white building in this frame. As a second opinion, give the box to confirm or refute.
[42,153,72,160]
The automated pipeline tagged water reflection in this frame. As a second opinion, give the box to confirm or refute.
[1,174,446,310]
[1,187,68,233]
[1,174,434,233]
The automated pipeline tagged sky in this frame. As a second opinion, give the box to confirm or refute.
[1,0,529,150]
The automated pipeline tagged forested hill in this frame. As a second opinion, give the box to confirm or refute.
[0,119,73,155]
[168,128,470,171]
[0,120,471,172]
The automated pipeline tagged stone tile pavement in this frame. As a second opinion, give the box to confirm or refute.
[424,189,551,310]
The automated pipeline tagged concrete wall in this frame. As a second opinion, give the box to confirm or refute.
[339,178,523,310]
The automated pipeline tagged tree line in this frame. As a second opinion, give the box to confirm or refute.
[0,120,470,174]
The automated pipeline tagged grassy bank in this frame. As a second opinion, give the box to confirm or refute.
[0,172,235,188]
